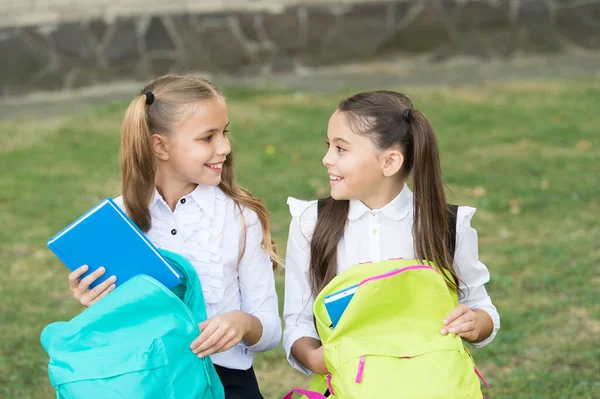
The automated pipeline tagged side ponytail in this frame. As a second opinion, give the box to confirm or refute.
[120,94,156,232]
[409,109,459,292]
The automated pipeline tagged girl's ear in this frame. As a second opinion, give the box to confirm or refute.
[381,149,404,177]
[150,134,169,161]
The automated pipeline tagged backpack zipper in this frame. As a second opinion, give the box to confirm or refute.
[358,264,439,287]
[352,265,439,386]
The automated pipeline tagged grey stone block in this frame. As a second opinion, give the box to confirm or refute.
[52,22,97,65]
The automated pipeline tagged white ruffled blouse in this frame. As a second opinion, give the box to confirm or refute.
[115,184,281,370]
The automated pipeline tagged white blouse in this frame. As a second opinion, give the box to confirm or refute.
[114,184,281,370]
[283,184,500,375]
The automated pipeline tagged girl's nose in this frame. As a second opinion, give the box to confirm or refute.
[322,151,332,167]
[217,136,231,156]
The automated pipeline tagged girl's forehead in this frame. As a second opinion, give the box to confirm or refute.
[175,98,228,130]
[329,111,371,142]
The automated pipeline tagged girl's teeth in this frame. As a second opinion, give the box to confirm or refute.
[329,175,342,180]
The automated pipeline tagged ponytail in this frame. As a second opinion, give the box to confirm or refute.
[120,94,156,232]
[408,109,459,292]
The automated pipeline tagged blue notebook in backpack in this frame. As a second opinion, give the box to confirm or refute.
[47,197,181,289]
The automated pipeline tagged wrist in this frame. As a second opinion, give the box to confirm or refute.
[471,309,487,342]
[237,310,252,337]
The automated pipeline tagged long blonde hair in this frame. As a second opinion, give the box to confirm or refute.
[120,74,279,269]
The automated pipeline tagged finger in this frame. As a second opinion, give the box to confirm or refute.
[199,320,210,331]
[457,328,479,342]
[448,319,477,334]
[191,320,219,351]
[443,304,469,325]
[195,326,228,355]
[77,267,106,294]
[83,276,117,305]
[201,333,239,357]
[447,312,474,329]
[88,283,116,306]
[441,313,473,335]
[68,265,89,289]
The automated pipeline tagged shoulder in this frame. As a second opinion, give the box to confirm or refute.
[219,188,262,229]
[287,197,319,238]
[287,197,318,219]
[456,205,477,231]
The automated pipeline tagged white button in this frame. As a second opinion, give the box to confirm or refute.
[372,229,377,235]
[370,211,376,216]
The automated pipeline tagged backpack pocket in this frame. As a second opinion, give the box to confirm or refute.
[48,338,175,399]
[326,335,483,399]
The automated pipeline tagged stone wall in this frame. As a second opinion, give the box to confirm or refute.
[1,0,600,96]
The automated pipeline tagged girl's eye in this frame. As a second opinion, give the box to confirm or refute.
[201,135,213,142]
[223,129,229,137]
[325,141,330,148]
[337,146,345,152]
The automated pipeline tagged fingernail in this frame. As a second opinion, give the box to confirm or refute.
[197,354,203,358]
[440,329,446,335]
[110,276,117,282]
[110,284,116,290]
[443,319,448,324]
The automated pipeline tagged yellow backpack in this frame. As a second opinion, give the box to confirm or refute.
[284,259,489,399]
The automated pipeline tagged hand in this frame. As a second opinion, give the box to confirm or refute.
[441,304,480,342]
[68,265,117,307]
[190,310,251,358]
[309,345,328,375]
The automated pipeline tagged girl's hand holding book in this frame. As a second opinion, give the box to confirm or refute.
[68,265,117,307]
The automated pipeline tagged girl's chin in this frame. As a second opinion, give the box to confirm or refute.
[330,187,351,201]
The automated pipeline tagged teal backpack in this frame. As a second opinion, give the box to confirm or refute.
[40,250,225,399]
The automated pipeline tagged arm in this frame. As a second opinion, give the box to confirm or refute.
[283,199,325,374]
[190,210,281,356]
[291,337,328,375]
[237,210,282,352]
[442,207,500,346]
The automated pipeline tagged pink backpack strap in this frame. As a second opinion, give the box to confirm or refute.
[282,388,328,399]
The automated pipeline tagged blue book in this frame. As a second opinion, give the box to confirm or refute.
[324,284,358,328]
[47,197,181,289]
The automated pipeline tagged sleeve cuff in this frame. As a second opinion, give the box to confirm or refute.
[283,327,321,375]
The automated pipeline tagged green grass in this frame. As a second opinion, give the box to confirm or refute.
[1,78,599,398]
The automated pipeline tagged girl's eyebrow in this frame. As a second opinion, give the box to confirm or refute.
[201,122,229,134]
[332,137,351,145]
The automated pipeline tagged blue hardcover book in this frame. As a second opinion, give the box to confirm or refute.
[47,197,181,289]
[324,284,359,328]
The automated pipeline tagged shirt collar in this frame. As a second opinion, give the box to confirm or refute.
[150,184,216,215]
[347,184,413,221]
[190,184,216,215]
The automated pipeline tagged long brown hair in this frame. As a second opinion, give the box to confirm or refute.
[309,90,458,295]
[120,74,279,268]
